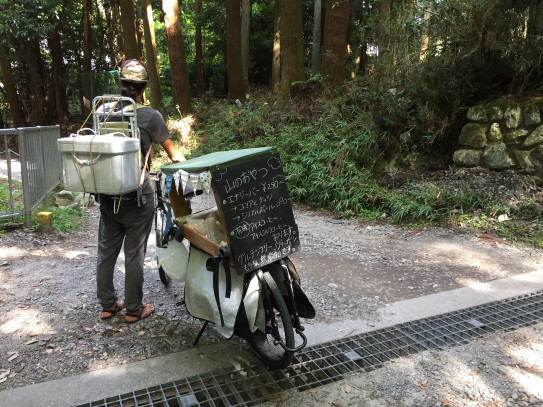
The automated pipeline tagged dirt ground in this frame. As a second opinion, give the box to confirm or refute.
[1,169,543,406]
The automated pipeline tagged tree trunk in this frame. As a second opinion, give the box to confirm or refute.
[321,0,349,86]
[140,0,163,109]
[311,0,323,74]
[0,105,5,129]
[83,0,92,108]
[378,0,393,72]
[226,0,245,100]
[19,38,47,125]
[0,50,27,127]
[377,0,394,75]
[94,0,107,71]
[103,0,120,66]
[419,6,431,62]
[278,0,304,100]
[271,0,280,94]
[195,0,204,97]
[163,0,193,113]
[120,0,140,60]
[48,23,68,125]
[358,42,367,75]
[241,0,250,90]
[527,2,543,38]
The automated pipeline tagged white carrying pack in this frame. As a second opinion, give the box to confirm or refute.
[57,129,141,195]
[156,239,190,282]
[183,247,266,338]
[184,247,245,338]
[57,96,143,195]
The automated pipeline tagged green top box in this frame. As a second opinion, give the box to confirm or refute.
[160,147,275,174]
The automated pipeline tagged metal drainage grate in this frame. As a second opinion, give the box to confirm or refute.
[75,290,543,407]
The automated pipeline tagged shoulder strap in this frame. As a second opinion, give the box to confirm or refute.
[123,102,147,112]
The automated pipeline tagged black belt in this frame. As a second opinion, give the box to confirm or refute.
[205,246,232,327]
[99,191,151,204]
[100,191,138,200]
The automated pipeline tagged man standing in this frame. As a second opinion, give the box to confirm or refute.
[97,59,185,323]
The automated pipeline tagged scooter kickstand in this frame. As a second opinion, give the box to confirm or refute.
[192,321,209,347]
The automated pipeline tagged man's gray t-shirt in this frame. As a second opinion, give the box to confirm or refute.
[136,106,171,194]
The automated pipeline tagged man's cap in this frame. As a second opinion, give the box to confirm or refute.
[119,59,149,83]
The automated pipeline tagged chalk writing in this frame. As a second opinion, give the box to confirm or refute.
[212,153,300,274]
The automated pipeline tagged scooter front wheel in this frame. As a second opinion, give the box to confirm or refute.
[245,271,295,369]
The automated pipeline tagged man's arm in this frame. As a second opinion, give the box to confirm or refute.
[160,139,186,162]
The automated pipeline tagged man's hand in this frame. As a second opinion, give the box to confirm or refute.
[170,151,186,163]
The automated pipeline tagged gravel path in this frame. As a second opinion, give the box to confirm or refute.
[1,170,543,406]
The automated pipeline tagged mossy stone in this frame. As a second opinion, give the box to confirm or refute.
[504,103,522,129]
[467,105,488,122]
[504,129,528,145]
[458,123,487,148]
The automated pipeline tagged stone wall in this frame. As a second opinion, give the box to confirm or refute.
[453,98,543,179]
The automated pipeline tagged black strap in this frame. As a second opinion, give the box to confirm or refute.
[206,246,232,327]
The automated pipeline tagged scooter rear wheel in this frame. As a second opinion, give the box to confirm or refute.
[245,271,295,369]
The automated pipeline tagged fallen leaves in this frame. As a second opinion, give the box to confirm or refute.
[335,383,354,394]
[37,364,49,373]
[414,379,428,390]
[478,233,500,247]
[0,369,11,383]
[162,338,174,347]
[104,328,122,337]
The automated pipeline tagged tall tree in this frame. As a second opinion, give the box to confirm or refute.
[226,0,245,100]
[377,0,393,71]
[120,0,139,60]
[278,0,304,100]
[48,21,68,124]
[419,6,432,62]
[163,0,193,113]
[20,38,47,125]
[0,49,27,127]
[527,2,543,38]
[271,0,281,94]
[140,0,163,108]
[241,0,250,89]
[321,0,349,85]
[311,0,323,74]
[104,0,123,66]
[195,0,204,97]
[82,0,92,107]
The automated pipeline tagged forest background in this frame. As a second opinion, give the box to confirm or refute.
[1,0,543,244]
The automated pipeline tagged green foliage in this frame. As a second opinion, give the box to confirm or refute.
[35,206,87,233]
[0,179,86,233]
[0,178,23,213]
[189,89,543,246]
[190,91,503,226]
[529,229,543,248]
[0,0,58,40]
[0,178,24,230]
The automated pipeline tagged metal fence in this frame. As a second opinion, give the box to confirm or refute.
[0,126,62,227]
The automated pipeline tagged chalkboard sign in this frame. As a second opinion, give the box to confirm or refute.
[212,153,300,275]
